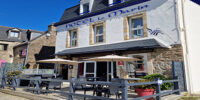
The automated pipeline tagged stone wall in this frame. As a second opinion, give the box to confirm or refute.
[0,41,19,63]
[26,24,56,68]
[147,44,184,78]
[13,45,27,64]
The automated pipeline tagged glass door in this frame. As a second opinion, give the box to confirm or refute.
[84,61,96,80]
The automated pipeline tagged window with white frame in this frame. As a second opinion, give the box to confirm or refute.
[94,24,104,43]
[129,17,144,39]
[83,3,90,14]
[70,30,78,47]
[127,54,147,78]
[10,31,19,38]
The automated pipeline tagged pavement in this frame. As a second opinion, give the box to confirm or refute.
[0,92,29,100]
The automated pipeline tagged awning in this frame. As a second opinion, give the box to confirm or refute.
[56,38,171,56]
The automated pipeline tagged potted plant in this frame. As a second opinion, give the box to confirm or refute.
[142,74,173,90]
[135,74,173,100]
[135,80,156,100]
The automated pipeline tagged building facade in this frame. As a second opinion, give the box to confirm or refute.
[54,0,200,93]
[13,24,56,69]
[0,26,43,63]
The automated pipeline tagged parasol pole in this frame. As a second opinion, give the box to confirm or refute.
[111,59,114,79]
[107,62,109,82]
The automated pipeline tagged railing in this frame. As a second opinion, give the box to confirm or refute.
[0,76,181,100]
[22,69,54,75]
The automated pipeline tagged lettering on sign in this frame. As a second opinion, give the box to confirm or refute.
[147,28,164,36]
[66,4,149,29]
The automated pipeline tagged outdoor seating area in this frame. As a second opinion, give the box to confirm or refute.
[0,54,183,100]
[11,75,180,100]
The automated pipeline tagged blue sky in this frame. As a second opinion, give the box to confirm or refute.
[0,0,79,31]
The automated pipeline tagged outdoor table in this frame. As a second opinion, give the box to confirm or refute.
[93,81,111,97]
[87,77,100,81]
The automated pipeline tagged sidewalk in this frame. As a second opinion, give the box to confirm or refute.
[0,92,28,100]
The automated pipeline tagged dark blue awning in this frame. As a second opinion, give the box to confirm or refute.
[56,38,171,56]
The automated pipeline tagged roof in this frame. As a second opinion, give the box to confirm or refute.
[13,32,48,48]
[55,0,148,26]
[55,38,171,56]
[0,26,28,42]
[0,26,44,42]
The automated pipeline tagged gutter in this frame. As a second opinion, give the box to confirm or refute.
[23,42,30,67]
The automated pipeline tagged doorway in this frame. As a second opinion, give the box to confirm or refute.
[62,65,68,80]
[97,62,107,81]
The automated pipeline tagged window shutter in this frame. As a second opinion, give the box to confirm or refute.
[124,17,129,40]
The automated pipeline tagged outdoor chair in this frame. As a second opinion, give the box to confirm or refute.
[47,77,62,90]
[105,78,122,99]
[73,77,94,95]
[28,76,42,94]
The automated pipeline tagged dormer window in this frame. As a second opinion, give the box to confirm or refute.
[10,31,19,38]
[80,3,90,15]
[109,0,123,6]
[113,0,122,4]
[83,3,89,13]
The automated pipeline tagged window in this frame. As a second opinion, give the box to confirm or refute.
[66,29,78,48]
[10,31,19,38]
[94,24,104,43]
[113,0,122,4]
[127,55,146,78]
[70,30,78,47]
[129,17,144,39]
[133,55,145,71]
[83,3,90,14]
[0,44,8,51]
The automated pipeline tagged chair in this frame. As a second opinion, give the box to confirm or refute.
[106,78,122,99]
[73,77,94,95]
[47,77,62,90]
[28,76,42,94]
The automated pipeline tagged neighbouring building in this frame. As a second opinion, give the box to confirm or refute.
[54,0,200,94]
[13,24,56,69]
[0,26,44,63]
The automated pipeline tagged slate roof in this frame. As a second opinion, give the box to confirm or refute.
[0,26,44,42]
[56,38,171,56]
[0,26,28,42]
[56,0,147,26]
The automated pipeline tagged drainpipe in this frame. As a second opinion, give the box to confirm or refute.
[23,42,30,67]
[180,0,193,94]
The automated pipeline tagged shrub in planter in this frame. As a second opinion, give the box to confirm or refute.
[7,71,22,85]
[142,74,173,90]
[135,80,156,100]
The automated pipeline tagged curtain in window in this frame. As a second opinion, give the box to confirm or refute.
[0,45,4,50]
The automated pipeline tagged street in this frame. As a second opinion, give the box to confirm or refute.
[0,92,29,100]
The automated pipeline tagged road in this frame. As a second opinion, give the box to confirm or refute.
[0,92,29,100]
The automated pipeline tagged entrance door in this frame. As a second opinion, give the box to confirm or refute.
[84,62,96,79]
[172,61,187,91]
[62,65,68,80]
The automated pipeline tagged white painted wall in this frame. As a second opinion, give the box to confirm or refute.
[56,0,180,53]
[178,0,200,93]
